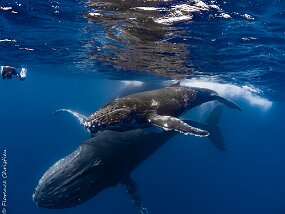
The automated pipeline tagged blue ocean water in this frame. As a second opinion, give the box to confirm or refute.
[0,0,285,213]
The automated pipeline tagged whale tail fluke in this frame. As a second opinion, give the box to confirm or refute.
[205,104,226,151]
[52,109,88,130]
[213,95,241,111]
[185,104,226,151]
[205,104,223,125]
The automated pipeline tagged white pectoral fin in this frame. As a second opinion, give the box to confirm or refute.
[52,109,89,131]
[147,114,209,137]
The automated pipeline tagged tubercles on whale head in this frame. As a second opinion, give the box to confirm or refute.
[84,120,99,133]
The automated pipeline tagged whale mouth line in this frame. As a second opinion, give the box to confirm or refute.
[33,195,76,209]
[33,186,87,209]
[32,146,86,209]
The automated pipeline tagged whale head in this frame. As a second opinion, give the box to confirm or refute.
[32,142,113,209]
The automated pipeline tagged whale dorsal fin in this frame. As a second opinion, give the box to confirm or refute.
[169,81,181,87]
[146,113,209,137]
[122,176,149,214]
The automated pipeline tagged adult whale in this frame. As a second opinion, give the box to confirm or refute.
[33,105,226,213]
[54,82,240,137]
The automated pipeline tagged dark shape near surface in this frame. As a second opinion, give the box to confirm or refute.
[33,105,226,212]
[54,82,240,137]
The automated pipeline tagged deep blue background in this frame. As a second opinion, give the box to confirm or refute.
[0,67,284,214]
[1,0,285,213]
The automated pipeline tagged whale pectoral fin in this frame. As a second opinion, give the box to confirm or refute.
[52,109,89,131]
[122,176,149,214]
[147,114,209,137]
[213,95,241,111]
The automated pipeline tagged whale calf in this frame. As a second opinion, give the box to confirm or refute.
[33,105,226,213]
[54,82,240,137]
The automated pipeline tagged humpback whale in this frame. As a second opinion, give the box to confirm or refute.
[54,82,240,137]
[33,105,226,213]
